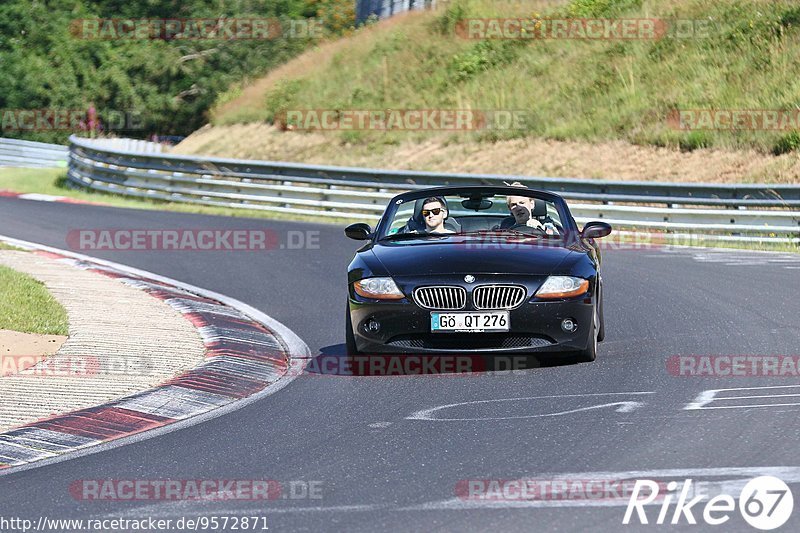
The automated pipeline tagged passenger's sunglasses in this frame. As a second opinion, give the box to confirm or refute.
[422,208,443,217]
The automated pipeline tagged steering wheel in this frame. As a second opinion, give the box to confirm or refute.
[508,223,547,236]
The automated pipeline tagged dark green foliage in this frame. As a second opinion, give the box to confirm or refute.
[449,40,519,83]
[679,131,712,152]
[772,131,800,155]
[0,0,315,142]
[779,7,800,28]
[433,0,467,36]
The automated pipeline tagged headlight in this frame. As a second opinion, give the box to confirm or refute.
[535,276,589,299]
[354,277,405,300]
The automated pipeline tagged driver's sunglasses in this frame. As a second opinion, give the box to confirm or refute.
[422,208,443,217]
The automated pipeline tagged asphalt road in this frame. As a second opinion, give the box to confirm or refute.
[1,196,800,532]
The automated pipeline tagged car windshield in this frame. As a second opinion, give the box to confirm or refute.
[379,191,566,240]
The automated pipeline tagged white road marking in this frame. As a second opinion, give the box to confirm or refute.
[407,392,653,421]
[684,385,800,410]
[91,467,800,517]
[368,422,393,428]
[656,248,800,270]
[692,403,800,410]
[405,466,800,510]
[17,193,67,202]
[721,394,800,400]
[102,504,387,520]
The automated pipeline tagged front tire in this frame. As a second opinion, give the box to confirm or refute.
[597,283,605,342]
[345,303,360,356]
[576,305,598,363]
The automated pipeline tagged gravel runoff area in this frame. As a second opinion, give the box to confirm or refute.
[0,251,206,431]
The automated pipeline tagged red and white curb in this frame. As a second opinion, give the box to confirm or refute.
[0,235,310,475]
[0,190,101,205]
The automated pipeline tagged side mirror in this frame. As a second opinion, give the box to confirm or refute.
[345,223,373,241]
[581,221,612,240]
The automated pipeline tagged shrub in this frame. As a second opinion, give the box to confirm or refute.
[772,131,800,155]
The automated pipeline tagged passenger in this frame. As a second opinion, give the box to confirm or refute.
[421,197,455,234]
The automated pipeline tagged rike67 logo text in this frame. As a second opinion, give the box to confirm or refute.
[624,476,793,530]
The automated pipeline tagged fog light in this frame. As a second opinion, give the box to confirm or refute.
[561,318,577,333]
[365,319,381,333]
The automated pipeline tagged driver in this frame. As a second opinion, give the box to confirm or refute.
[506,182,546,231]
[421,197,455,234]
[505,182,559,235]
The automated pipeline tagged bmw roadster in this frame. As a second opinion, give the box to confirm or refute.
[344,186,612,362]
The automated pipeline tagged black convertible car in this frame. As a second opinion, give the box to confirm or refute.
[345,186,612,362]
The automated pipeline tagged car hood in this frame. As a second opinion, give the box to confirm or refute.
[368,236,578,277]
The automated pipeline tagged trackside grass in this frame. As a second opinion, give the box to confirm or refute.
[0,264,69,335]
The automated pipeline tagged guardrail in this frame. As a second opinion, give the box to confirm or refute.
[78,137,165,154]
[67,135,800,244]
[0,138,68,168]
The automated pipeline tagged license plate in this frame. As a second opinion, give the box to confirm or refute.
[431,312,510,333]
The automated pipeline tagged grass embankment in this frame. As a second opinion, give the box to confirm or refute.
[0,263,68,335]
[214,0,800,153]
[181,0,800,181]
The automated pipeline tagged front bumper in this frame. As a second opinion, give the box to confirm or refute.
[348,298,594,354]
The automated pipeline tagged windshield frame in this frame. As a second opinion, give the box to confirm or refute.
[374,186,577,240]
